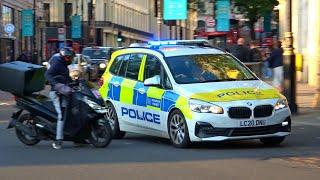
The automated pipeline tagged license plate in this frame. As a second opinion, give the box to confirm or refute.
[239,119,266,127]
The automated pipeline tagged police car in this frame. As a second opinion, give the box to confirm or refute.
[98,40,291,148]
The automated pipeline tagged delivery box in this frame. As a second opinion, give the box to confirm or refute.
[0,61,46,95]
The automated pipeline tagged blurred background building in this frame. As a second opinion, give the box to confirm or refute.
[42,0,197,59]
[0,0,45,63]
[278,0,320,87]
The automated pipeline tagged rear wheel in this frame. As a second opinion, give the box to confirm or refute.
[105,103,126,139]
[15,114,40,146]
[89,121,112,148]
[168,109,190,148]
[260,137,285,146]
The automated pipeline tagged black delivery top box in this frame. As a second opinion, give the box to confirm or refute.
[0,61,46,95]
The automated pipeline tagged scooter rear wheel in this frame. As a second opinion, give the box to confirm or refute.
[89,121,112,148]
[15,114,40,146]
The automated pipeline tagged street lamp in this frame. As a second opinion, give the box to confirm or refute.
[282,0,297,114]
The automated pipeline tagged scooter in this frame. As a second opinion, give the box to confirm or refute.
[7,79,112,148]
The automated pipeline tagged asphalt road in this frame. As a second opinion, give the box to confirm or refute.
[0,105,319,180]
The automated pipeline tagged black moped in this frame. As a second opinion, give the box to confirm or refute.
[7,80,112,148]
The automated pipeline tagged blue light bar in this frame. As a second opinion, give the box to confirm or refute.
[148,40,210,47]
[148,41,177,46]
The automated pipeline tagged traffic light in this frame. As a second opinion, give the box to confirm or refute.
[117,31,123,42]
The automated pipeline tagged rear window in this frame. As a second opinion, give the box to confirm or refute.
[82,48,111,60]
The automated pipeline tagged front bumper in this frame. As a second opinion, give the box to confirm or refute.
[185,108,291,142]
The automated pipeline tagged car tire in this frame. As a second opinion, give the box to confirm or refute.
[168,109,190,148]
[105,103,126,139]
[260,137,285,146]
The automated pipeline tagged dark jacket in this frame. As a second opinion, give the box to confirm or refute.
[266,48,283,68]
[229,44,250,62]
[45,54,72,90]
[249,48,262,62]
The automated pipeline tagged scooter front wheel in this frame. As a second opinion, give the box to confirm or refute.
[89,121,112,148]
[15,114,40,146]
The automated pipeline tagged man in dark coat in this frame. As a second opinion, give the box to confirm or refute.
[266,41,284,92]
[45,47,75,149]
[228,38,250,62]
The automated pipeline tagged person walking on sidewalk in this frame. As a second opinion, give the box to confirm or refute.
[266,41,284,92]
[229,38,250,63]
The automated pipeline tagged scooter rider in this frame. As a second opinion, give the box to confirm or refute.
[45,47,75,149]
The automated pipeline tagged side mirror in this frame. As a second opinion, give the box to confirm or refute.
[144,75,161,87]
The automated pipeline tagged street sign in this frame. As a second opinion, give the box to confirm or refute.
[58,28,65,41]
[4,24,15,37]
[72,15,81,38]
[215,0,230,32]
[22,9,34,37]
[163,0,187,20]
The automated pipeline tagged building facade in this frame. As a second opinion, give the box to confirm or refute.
[278,0,320,87]
[0,0,44,64]
[43,0,197,56]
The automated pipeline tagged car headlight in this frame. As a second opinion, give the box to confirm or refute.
[275,96,288,110]
[189,99,224,114]
[99,63,106,69]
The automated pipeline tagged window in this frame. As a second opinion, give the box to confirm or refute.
[64,3,72,26]
[165,54,257,84]
[44,3,50,26]
[125,54,143,80]
[110,55,124,75]
[2,6,14,25]
[144,55,161,80]
[118,55,130,77]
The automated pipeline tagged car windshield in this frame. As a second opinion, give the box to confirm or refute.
[82,48,109,60]
[165,54,257,84]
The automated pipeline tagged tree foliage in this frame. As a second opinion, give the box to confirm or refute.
[233,0,279,39]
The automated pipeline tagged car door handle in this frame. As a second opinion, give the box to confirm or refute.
[138,88,146,94]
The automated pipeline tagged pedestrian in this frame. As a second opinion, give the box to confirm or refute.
[15,51,31,63]
[266,41,284,92]
[261,47,272,79]
[249,40,262,62]
[229,38,250,62]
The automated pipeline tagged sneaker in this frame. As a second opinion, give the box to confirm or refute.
[52,140,63,149]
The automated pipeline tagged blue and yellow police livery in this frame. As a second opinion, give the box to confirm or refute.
[99,40,291,148]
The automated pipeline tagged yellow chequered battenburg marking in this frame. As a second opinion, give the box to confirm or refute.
[99,74,113,100]
[120,79,136,104]
[138,55,147,81]
[175,96,193,119]
[147,87,164,110]
[191,88,280,102]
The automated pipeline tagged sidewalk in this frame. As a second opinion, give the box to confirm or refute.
[0,83,319,114]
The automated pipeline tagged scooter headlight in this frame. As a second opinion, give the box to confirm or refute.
[189,99,224,114]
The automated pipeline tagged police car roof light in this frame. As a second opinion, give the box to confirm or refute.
[148,39,210,47]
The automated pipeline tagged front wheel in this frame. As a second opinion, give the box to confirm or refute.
[168,110,190,148]
[89,121,112,148]
[105,103,126,139]
[260,137,286,146]
[15,114,40,146]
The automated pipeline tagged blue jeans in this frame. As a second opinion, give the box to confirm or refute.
[262,61,272,79]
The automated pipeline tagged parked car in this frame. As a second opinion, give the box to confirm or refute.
[42,54,98,81]
[69,54,98,81]
[82,47,114,77]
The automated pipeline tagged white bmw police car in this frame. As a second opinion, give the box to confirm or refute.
[99,40,291,148]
